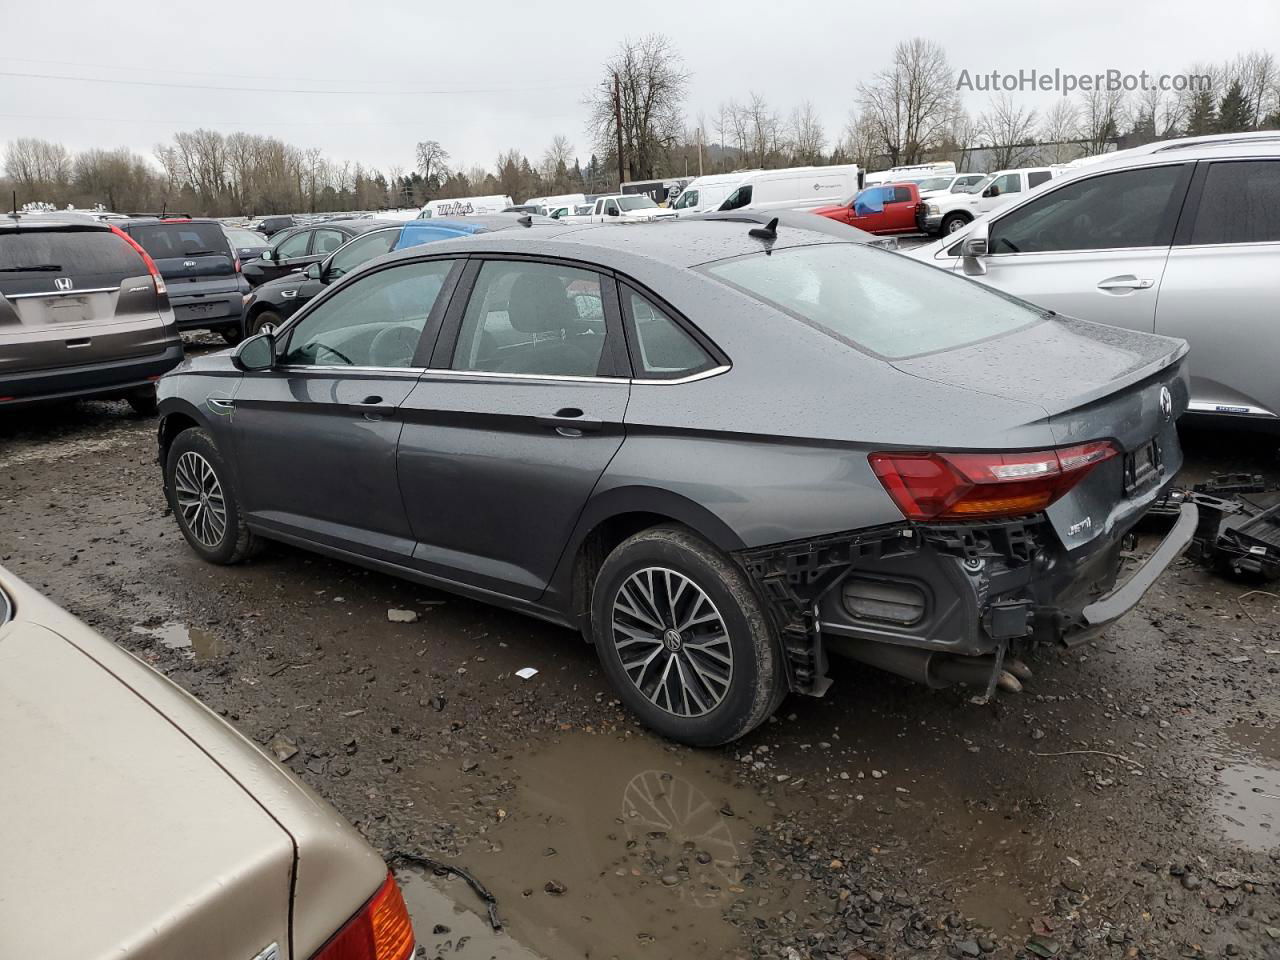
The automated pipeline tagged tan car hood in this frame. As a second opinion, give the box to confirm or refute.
[0,618,292,960]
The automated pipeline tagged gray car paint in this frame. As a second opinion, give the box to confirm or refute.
[158,219,1191,678]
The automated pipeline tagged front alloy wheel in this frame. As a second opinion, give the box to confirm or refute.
[173,451,227,549]
[611,567,734,718]
[165,427,260,564]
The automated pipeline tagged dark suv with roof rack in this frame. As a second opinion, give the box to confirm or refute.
[0,215,183,414]
[116,218,249,344]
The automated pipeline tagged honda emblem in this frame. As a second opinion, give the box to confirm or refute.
[54,277,73,291]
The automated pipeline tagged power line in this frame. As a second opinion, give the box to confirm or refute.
[0,68,581,97]
[0,54,444,86]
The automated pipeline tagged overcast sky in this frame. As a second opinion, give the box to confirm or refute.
[3,0,1276,174]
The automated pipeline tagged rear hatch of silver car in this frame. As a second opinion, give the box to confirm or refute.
[0,224,171,377]
[125,220,240,319]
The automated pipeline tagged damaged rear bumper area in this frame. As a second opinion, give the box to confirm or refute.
[737,501,1197,699]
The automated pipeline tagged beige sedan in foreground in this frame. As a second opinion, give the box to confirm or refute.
[0,566,416,960]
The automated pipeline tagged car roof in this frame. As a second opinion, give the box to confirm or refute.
[0,214,112,233]
[377,214,870,273]
[1069,130,1280,174]
[113,217,223,227]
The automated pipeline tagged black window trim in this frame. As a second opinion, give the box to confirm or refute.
[986,161,1194,258]
[1173,157,1280,247]
[616,279,728,380]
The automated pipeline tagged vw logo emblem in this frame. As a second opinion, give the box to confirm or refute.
[54,277,73,291]
[662,628,683,652]
[1159,386,1173,419]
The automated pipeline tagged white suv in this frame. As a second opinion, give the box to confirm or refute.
[906,132,1280,424]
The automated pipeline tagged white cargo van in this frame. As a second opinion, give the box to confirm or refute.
[864,162,956,187]
[670,172,760,216]
[419,195,514,218]
[715,165,863,214]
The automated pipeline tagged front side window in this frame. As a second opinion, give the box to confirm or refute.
[451,261,607,377]
[1190,160,1280,245]
[313,229,345,256]
[282,260,454,368]
[605,201,621,216]
[327,230,398,278]
[720,185,752,211]
[990,173,1021,196]
[703,242,1044,360]
[275,230,311,259]
[673,189,699,209]
[989,165,1186,254]
[624,290,714,379]
[853,187,887,215]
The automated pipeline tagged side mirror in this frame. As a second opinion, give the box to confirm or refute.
[232,332,276,372]
[260,248,274,261]
[962,223,989,276]
[983,185,998,198]
[304,262,322,280]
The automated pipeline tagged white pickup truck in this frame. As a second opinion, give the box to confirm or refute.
[569,194,678,224]
[917,166,1067,236]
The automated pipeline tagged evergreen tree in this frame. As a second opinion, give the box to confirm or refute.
[1185,89,1217,136]
[1216,79,1252,132]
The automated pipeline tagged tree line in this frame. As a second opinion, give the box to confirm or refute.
[4,38,1279,218]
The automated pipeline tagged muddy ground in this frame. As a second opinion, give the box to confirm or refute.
[3,387,1279,960]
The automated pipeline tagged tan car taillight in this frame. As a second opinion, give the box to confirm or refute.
[310,871,415,960]
[109,225,168,296]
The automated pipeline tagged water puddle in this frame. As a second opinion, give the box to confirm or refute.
[419,731,799,960]
[1212,723,1280,850]
[396,868,545,959]
[131,621,223,660]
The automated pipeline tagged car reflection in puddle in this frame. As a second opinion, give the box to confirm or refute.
[131,621,223,660]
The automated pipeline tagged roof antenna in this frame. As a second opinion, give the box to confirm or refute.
[517,214,533,227]
[748,217,778,241]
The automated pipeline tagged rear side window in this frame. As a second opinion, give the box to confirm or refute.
[991,173,1021,195]
[891,186,913,203]
[276,230,311,259]
[129,222,229,259]
[313,229,345,256]
[329,229,398,277]
[703,243,1044,360]
[990,165,1186,254]
[1026,170,1053,188]
[0,230,144,282]
[1190,160,1280,245]
[622,290,715,379]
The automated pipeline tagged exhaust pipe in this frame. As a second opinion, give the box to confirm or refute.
[826,636,1012,692]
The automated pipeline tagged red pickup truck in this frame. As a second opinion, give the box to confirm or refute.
[812,182,924,235]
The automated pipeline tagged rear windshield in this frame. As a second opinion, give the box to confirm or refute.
[702,242,1044,360]
[225,228,266,246]
[0,230,145,279]
[129,222,230,259]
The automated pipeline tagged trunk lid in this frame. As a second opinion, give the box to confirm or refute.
[126,220,237,281]
[0,620,293,960]
[893,315,1189,550]
[0,226,171,374]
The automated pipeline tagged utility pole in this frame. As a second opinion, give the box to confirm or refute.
[612,73,625,188]
[697,126,703,177]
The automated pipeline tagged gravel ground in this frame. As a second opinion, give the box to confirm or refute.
[3,391,1279,960]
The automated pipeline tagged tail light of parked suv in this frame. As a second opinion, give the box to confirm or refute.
[310,872,415,960]
[109,225,167,296]
[869,442,1118,521]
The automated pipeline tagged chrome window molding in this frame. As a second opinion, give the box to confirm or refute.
[271,364,731,386]
[0,586,11,625]
[276,365,428,376]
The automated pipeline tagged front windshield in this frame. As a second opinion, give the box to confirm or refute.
[617,196,658,211]
[917,177,953,192]
[963,176,994,194]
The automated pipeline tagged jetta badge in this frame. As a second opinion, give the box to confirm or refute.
[54,277,73,291]
[1159,386,1173,419]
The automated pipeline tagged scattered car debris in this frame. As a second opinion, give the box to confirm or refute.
[387,608,419,623]
[390,851,502,931]
[515,667,539,680]
[1150,475,1280,580]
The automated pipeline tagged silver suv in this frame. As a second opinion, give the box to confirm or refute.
[907,131,1280,425]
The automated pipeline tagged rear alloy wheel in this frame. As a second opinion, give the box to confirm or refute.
[165,428,260,564]
[591,526,784,746]
[249,310,282,337]
[942,212,970,235]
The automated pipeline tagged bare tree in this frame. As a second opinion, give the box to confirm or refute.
[587,34,690,182]
[840,111,879,168]
[978,95,1039,169]
[1234,50,1277,127]
[857,38,960,165]
[789,101,826,165]
[1077,88,1127,156]
[4,138,72,202]
[1038,100,1081,162]
[540,134,574,192]
[742,92,784,167]
[414,140,450,185]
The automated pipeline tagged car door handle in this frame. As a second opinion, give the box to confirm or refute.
[535,408,604,436]
[350,396,396,420]
[1097,276,1154,291]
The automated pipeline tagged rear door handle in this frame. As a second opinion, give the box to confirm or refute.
[536,407,604,436]
[349,395,396,420]
[1097,276,1154,291]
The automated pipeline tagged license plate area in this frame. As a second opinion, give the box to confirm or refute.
[1123,438,1162,496]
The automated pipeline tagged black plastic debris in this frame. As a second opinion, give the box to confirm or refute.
[1150,474,1280,580]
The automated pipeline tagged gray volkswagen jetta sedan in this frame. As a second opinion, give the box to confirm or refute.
[156,216,1197,745]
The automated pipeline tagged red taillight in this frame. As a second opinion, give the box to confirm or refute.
[109,225,167,297]
[311,872,415,960]
[869,442,1118,521]
[234,255,242,273]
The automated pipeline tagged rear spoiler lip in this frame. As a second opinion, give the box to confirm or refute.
[1039,338,1189,419]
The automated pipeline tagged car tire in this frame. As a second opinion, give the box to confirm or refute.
[249,310,282,337]
[221,327,244,346]
[127,388,158,417]
[164,428,260,565]
[941,212,970,235]
[590,525,784,746]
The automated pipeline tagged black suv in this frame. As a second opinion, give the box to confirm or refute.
[116,218,249,344]
[0,215,183,414]
[250,215,296,238]
[242,219,398,288]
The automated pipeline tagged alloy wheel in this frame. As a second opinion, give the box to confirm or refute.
[174,451,227,548]
[611,566,733,718]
